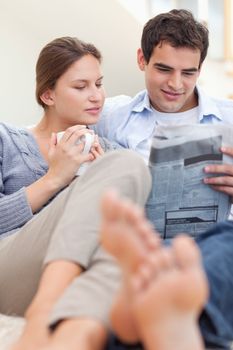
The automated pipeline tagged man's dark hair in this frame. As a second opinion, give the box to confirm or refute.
[141,9,209,67]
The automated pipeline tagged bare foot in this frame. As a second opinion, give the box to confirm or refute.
[130,235,209,350]
[100,190,160,274]
[100,190,160,342]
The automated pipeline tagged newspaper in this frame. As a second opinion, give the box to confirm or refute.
[145,124,233,239]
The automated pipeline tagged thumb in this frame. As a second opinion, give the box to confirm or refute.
[51,132,57,146]
[49,132,57,152]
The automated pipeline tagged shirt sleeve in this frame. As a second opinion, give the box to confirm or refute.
[92,95,132,138]
[99,136,123,152]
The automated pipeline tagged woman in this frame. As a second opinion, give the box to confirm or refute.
[0,37,151,350]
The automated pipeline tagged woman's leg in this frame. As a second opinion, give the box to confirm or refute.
[10,261,83,350]
[0,184,76,316]
[0,150,150,315]
[8,150,151,350]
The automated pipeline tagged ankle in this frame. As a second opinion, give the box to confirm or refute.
[25,301,52,321]
[52,318,108,350]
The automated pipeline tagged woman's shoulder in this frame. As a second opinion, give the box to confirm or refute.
[0,122,33,156]
[0,122,28,136]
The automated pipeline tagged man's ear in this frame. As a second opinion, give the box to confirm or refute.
[40,89,55,107]
[137,48,146,71]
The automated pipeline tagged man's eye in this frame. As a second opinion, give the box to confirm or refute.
[183,71,196,76]
[75,86,85,90]
[96,83,103,88]
[157,68,170,72]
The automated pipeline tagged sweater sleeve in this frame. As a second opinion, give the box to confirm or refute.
[0,187,33,235]
[0,139,33,235]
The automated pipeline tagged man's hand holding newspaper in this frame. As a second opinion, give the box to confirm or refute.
[204,146,233,200]
[146,124,233,239]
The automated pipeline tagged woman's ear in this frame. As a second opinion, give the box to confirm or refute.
[137,48,146,71]
[40,89,55,107]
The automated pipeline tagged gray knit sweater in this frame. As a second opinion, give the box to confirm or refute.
[0,123,113,237]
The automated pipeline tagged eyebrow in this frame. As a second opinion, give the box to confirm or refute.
[154,63,199,73]
[71,76,104,83]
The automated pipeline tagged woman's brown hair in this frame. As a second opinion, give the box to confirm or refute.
[36,37,102,108]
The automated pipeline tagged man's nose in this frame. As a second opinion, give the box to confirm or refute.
[167,72,183,90]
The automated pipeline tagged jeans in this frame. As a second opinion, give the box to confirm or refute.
[106,221,233,350]
[197,221,233,349]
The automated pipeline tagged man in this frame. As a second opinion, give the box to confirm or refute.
[93,9,233,349]
[94,9,233,198]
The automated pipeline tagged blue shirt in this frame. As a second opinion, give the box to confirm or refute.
[93,86,233,161]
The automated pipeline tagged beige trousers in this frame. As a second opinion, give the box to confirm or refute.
[0,150,151,327]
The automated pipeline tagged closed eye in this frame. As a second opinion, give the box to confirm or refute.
[96,83,103,88]
[157,67,171,73]
[182,71,196,76]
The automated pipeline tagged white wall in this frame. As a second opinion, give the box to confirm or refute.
[0,0,144,126]
[1,0,233,126]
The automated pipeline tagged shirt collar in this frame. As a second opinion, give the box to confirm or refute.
[131,86,223,123]
[196,85,222,123]
[132,90,153,113]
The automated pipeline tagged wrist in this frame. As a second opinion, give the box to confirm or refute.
[42,172,66,194]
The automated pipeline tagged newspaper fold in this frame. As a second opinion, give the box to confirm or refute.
[146,124,233,239]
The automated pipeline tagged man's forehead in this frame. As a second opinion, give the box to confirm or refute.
[150,43,201,69]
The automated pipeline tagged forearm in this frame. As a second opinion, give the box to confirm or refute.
[25,173,66,214]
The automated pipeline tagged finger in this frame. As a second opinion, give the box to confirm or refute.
[93,151,102,159]
[50,132,57,146]
[73,142,85,153]
[209,184,233,197]
[79,152,94,163]
[94,134,100,142]
[221,146,233,157]
[92,144,104,156]
[204,164,233,176]
[59,130,90,149]
[204,175,233,186]
[93,143,104,155]
[61,126,89,143]
[68,129,94,146]
[90,149,101,159]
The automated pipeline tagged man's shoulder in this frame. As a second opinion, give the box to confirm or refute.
[103,90,147,114]
[209,95,233,120]
[211,96,233,108]
[197,86,233,121]
[94,90,147,138]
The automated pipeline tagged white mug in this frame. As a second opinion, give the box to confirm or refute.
[57,131,95,176]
